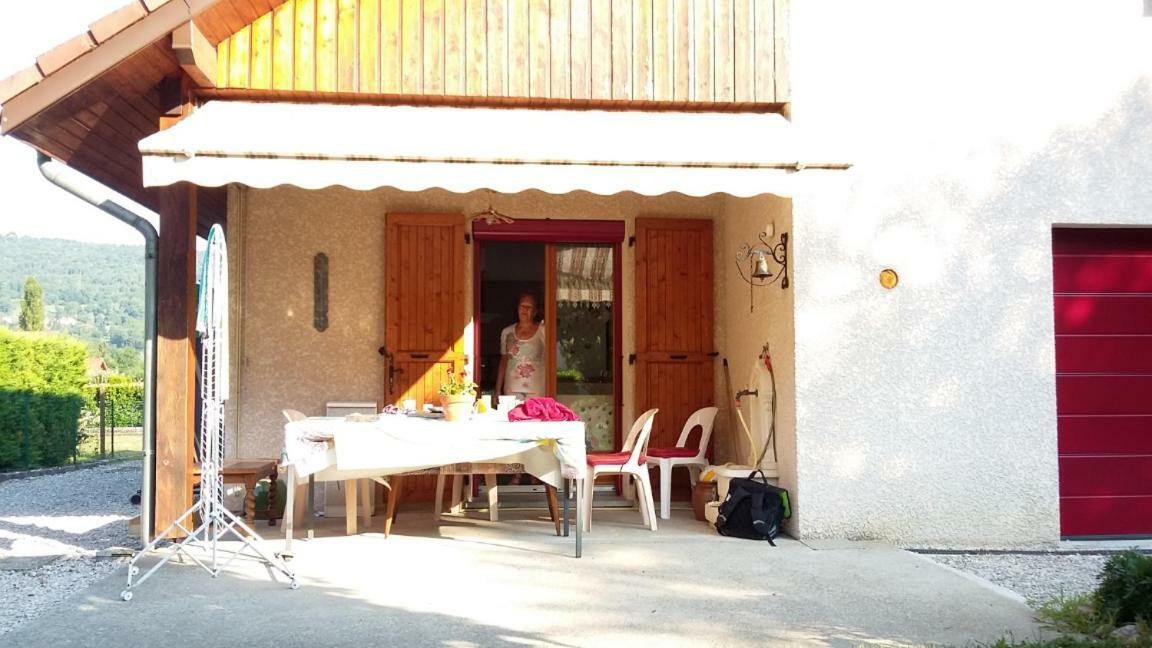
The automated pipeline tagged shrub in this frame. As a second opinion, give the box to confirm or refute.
[84,382,144,428]
[0,328,87,469]
[556,368,584,382]
[1095,550,1152,625]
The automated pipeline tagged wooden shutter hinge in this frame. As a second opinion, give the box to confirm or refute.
[464,233,472,244]
[628,235,636,247]
[628,353,636,365]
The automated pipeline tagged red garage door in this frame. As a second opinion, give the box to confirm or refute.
[1054,227,1152,537]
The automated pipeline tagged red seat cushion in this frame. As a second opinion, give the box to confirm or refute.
[647,447,701,459]
[586,452,646,466]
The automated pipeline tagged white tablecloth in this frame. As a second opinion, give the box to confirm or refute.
[283,414,588,487]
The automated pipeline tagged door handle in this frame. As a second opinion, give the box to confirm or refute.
[380,347,401,396]
[388,364,404,396]
[411,353,430,359]
[669,354,688,360]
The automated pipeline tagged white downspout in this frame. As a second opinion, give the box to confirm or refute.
[37,152,159,546]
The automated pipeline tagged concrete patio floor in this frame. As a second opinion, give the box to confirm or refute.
[4,505,1049,647]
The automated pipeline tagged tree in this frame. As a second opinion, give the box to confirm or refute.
[110,347,144,380]
[18,276,44,332]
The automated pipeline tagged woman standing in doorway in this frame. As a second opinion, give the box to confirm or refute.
[494,292,545,406]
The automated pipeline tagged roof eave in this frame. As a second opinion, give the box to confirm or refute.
[0,0,223,136]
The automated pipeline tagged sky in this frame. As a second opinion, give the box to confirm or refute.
[0,0,157,245]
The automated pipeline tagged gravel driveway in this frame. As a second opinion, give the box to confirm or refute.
[0,462,140,635]
[924,552,1108,605]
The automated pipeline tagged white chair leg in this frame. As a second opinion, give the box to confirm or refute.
[485,474,499,522]
[583,471,596,532]
[292,481,308,528]
[688,464,701,486]
[624,474,637,503]
[639,470,658,531]
[464,475,474,503]
[284,468,296,542]
[433,473,446,520]
[633,471,650,527]
[659,459,672,520]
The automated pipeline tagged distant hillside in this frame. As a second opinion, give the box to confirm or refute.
[0,234,145,375]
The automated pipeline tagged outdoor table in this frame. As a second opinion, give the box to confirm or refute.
[281,414,586,558]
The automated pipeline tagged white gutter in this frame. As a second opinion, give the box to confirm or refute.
[37,152,158,546]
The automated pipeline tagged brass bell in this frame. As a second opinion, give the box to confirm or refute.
[751,252,773,280]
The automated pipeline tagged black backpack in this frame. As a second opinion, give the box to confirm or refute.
[715,470,790,545]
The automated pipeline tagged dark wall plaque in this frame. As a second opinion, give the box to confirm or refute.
[314,253,329,332]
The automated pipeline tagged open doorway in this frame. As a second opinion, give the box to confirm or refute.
[477,241,545,397]
[478,241,546,492]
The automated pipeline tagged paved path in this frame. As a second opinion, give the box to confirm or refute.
[3,510,1048,647]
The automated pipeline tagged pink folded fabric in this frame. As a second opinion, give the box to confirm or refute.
[508,397,580,422]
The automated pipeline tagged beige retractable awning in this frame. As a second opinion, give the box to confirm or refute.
[557,246,613,303]
[139,101,844,197]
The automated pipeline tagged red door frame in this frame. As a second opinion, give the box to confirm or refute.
[472,219,626,452]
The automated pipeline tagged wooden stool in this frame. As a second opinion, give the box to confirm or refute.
[191,459,279,526]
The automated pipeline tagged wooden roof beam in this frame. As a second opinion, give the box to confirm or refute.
[171,21,217,89]
[0,0,222,136]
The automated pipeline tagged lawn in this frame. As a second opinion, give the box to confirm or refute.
[76,427,143,462]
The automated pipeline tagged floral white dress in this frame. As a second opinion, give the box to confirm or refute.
[500,324,545,398]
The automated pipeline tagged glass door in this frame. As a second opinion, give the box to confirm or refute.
[551,244,616,453]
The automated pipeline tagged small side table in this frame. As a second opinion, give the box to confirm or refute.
[192,459,279,526]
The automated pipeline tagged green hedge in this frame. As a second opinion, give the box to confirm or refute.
[0,328,87,469]
[84,382,144,428]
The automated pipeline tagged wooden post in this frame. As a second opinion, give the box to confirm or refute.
[154,182,198,537]
[98,386,106,458]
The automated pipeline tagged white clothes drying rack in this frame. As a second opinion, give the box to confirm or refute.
[121,225,296,601]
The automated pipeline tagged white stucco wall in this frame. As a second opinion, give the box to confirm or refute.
[788,1,1152,546]
[714,196,798,529]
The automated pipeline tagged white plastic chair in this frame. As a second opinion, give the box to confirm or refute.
[645,406,719,520]
[282,409,306,423]
[583,408,659,532]
[281,408,374,533]
[281,409,309,528]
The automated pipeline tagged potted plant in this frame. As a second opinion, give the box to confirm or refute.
[438,367,477,422]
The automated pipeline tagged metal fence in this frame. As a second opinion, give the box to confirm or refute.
[80,383,144,464]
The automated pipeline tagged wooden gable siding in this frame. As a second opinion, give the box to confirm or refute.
[215,0,789,104]
[0,0,290,229]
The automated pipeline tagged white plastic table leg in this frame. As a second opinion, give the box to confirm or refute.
[283,465,296,554]
[344,480,358,535]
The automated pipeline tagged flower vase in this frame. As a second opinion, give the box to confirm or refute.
[440,394,474,423]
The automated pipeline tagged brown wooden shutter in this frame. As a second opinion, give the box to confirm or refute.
[634,218,715,466]
[384,213,467,498]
